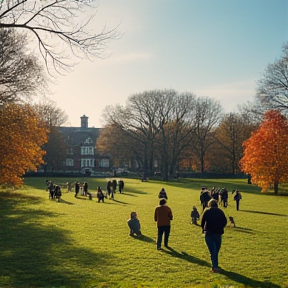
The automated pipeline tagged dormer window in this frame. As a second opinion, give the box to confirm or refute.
[84,137,93,145]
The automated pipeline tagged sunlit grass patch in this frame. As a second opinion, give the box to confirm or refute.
[0,177,287,288]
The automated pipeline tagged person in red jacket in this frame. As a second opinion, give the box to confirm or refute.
[154,199,173,250]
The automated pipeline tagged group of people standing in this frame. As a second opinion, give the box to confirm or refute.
[72,179,125,202]
[200,186,242,211]
[45,179,62,201]
[74,181,92,199]
[106,179,125,199]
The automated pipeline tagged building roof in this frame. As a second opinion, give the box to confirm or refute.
[59,127,101,146]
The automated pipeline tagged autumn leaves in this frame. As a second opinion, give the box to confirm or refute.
[240,110,288,193]
[0,104,47,186]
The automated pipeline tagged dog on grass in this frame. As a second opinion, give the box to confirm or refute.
[228,216,236,227]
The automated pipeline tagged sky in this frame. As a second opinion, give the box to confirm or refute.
[48,0,288,128]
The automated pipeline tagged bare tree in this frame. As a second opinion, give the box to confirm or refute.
[0,0,119,74]
[33,98,68,128]
[213,112,257,174]
[256,42,288,113]
[191,97,223,174]
[0,28,47,105]
[154,91,197,179]
[32,99,68,172]
[101,90,197,180]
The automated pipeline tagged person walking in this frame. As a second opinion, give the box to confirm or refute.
[118,179,124,193]
[154,199,173,250]
[74,181,80,198]
[200,188,211,211]
[233,190,242,211]
[201,199,227,273]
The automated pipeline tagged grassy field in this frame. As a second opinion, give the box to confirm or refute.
[0,177,288,288]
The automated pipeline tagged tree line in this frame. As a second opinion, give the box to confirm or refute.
[1,1,288,194]
[96,90,256,180]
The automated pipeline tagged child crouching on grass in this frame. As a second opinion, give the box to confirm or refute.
[127,212,142,237]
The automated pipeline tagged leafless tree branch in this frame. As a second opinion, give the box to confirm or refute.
[0,0,120,74]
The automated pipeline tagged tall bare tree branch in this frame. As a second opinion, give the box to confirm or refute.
[0,0,119,74]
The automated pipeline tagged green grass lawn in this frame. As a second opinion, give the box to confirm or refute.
[1,177,288,288]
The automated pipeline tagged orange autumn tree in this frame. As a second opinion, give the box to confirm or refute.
[0,104,48,186]
[239,110,288,194]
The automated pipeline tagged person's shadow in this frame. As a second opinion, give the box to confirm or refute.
[162,248,211,268]
[162,248,281,288]
[132,235,155,243]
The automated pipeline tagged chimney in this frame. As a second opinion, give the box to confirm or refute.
[80,115,88,128]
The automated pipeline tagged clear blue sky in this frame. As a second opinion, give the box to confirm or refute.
[50,0,288,128]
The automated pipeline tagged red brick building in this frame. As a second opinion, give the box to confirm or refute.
[59,115,110,174]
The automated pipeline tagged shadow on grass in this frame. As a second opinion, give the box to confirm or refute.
[0,192,114,288]
[241,209,287,217]
[58,199,75,205]
[124,188,148,195]
[218,269,281,288]
[162,248,211,268]
[121,192,138,197]
[163,248,281,288]
[227,226,254,234]
[132,235,155,243]
[112,199,130,205]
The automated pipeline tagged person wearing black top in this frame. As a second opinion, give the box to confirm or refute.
[158,188,168,200]
[201,199,227,273]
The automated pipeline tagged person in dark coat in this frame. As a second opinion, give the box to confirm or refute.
[191,206,200,225]
[54,185,62,202]
[158,188,168,200]
[233,190,242,211]
[97,187,105,203]
[83,182,92,200]
[107,180,112,199]
[118,180,124,193]
[127,212,142,236]
[112,179,117,194]
[220,188,228,207]
[48,181,55,199]
[201,199,227,273]
[200,188,211,211]
[74,181,80,198]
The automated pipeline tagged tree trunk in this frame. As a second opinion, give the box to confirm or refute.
[274,182,278,194]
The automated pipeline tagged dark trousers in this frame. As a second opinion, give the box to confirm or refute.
[157,225,170,248]
[205,233,222,269]
[236,200,240,210]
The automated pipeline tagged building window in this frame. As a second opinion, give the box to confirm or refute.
[100,159,109,168]
[66,159,74,166]
[66,148,73,155]
[81,146,94,155]
[81,158,94,168]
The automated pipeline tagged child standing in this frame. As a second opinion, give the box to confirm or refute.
[191,206,200,224]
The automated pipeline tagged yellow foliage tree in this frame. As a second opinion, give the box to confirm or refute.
[0,104,48,186]
[239,110,288,193]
